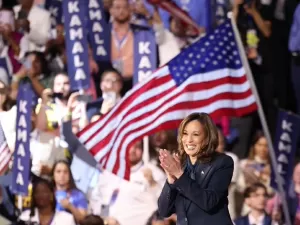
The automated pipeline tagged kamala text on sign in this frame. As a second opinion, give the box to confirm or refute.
[271,110,300,191]
[88,0,110,62]
[12,82,33,195]
[63,0,91,90]
[134,30,157,84]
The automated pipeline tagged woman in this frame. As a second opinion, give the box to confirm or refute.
[237,131,271,193]
[52,160,88,224]
[18,178,76,225]
[158,112,234,225]
[236,131,272,215]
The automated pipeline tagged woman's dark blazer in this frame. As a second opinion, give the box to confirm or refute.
[158,152,234,225]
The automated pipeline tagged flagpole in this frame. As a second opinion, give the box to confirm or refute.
[228,12,292,225]
[143,136,150,163]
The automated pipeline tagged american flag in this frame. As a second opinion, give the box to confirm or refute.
[78,21,257,180]
[0,121,11,175]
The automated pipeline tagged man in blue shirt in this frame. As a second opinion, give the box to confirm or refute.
[289,3,300,114]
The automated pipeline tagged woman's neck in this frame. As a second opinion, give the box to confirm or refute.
[56,184,68,191]
[189,156,197,165]
[254,156,268,164]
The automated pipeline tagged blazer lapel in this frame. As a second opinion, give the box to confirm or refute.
[196,163,213,188]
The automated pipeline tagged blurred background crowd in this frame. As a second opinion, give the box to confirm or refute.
[0,0,299,224]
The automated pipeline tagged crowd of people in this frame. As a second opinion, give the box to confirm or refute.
[0,0,299,224]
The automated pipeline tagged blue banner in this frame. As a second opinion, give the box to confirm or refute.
[87,0,111,62]
[11,81,33,195]
[45,0,63,28]
[215,0,229,26]
[271,110,300,192]
[63,0,91,90]
[133,29,157,84]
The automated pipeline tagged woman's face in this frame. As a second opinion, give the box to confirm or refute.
[34,183,54,209]
[181,120,205,157]
[54,163,70,188]
[254,137,269,160]
[0,81,7,109]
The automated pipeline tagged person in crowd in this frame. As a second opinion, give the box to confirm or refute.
[158,112,234,225]
[36,73,88,134]
[149,130,178,166]
[234,182,277,225]
[13,0,51,51]
[110,0,135,94]
[60,93,100,195]
[0,7,29,73]
[146,210,176,225]
[0,67,14,113]
[89,140,166,225]
[266,162,300,225]
[81,215,120,225]
[87,69,123,122]
[109,0,160,94]
[237,131,272,215]
[289,3,300,114]
[81,215,105,225]
[10,51,49,99]
[0,102,67,179]
[18,178,76,225]
[52,160,88,224]
[45,24,66,75]
[216,127,240,220]
[237,131,271,192]
[45,24,98,100]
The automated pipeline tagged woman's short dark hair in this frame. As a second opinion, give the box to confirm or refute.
[177,112,219,166]
[51,160,77,191]
[30,178,56,217]
[244,182,267,198]
[81,215,105,225]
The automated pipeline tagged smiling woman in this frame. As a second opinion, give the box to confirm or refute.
[158,112,234,225]
[177,113,219,166]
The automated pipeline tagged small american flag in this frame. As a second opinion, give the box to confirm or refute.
[0,121,11,175]
[78,21,257,180]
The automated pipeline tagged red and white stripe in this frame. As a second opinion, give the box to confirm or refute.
[0,141,11,175]
[78,64,257,180]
